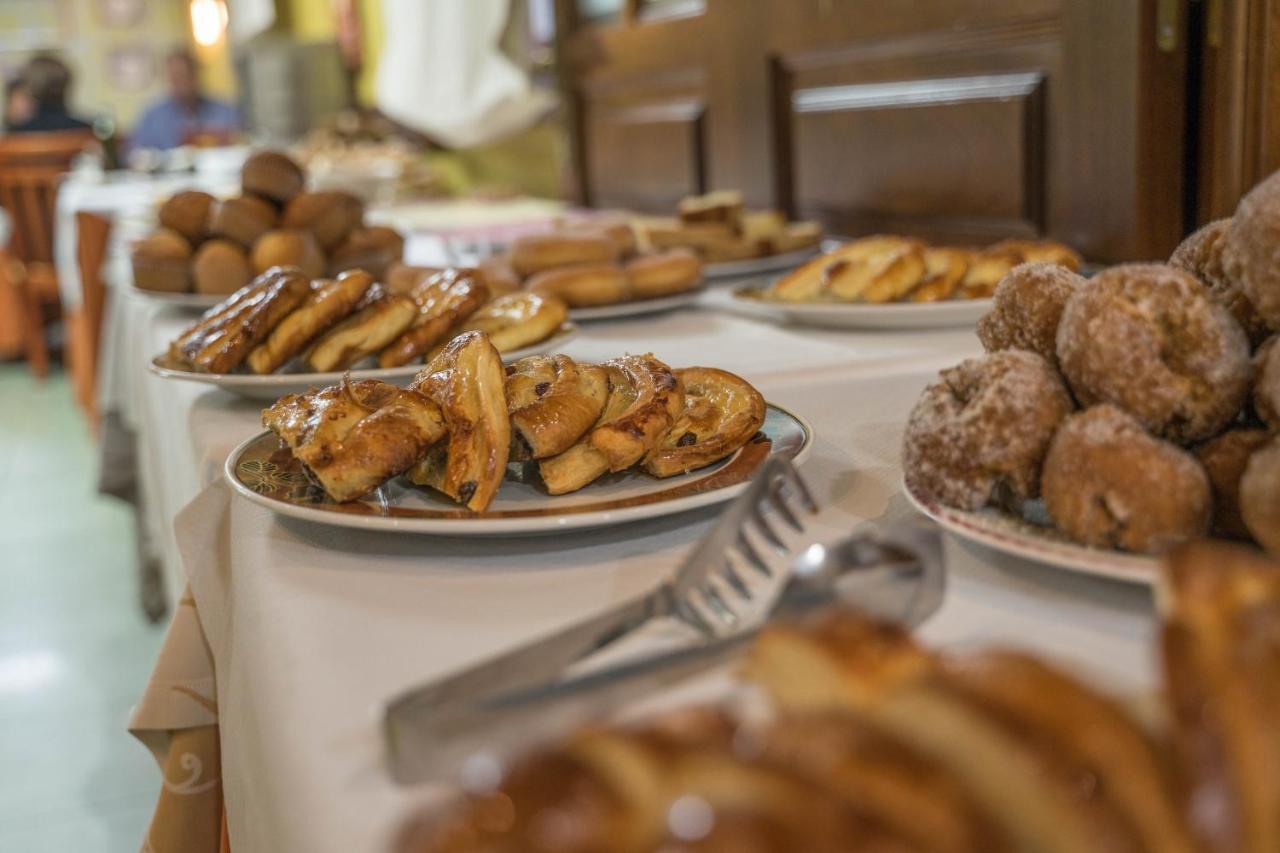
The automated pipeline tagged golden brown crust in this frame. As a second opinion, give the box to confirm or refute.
[158,190,214,243]
[906,247,971,302]
[131,229,192,293]
[677,189,744,226]
[506,355,608,459]
[958,248,1022,299]
[240,149,305,205]
[988,238,1083,272]
[474,253,521,295]
[377,269,490,368]
[305,285,419,371]
[769,236,926,303]
[449,292,567,354]
[251,229,325,279]
[623,249,703,299]
[191,238,253,296]
[209,194,278,249]
[643,366,765,478]
[246,270,375,374]
[526,263,630,307]
[976,262,1084,364]
[172,267,310,373]
[383,263,444,296]
[510,233,619,277]
[281,190,364,251]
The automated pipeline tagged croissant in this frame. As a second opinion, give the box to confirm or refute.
[172,266,310,373]
[246,269,374,374]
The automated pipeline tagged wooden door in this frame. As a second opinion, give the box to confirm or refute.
[555,0,1191,263]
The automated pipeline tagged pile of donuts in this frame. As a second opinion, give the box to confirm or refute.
[131,148,405,297]
[483,216,705,309]
[903,168,1280,556]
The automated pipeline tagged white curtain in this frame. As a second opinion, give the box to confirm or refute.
[226,0,276,44]
[374,0,555,148]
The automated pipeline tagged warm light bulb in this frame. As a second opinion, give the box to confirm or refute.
[190,0,228,47]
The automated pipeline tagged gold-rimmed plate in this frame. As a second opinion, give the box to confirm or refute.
[224,403,813,536]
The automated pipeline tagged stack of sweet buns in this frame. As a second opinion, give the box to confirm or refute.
[634,189,823,262]
[131,149,405,296]
[903,167,1280,556]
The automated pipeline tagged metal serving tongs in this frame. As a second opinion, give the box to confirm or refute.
[384,458,945,784]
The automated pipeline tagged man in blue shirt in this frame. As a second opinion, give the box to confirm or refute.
[130,50,239,150]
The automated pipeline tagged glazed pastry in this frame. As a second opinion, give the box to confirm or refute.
[281,190,364,251]
[509,233,618,277]
[643,366,766,478]
[957,247,1023,299]
[1225,169,1280,330]
[769,220,823,254]
[1254,335,1280,429]
[246,270,375,374]
[377,269,490,368]
[1195,428,1272,540]
[539,354,683,494]
[384,263,443,296]
[905,247,971,302]
[191,238,253,295]
[1041,404,1211,553]
[157,190,214,243]
[448,292,567,354]
[1159,540,1280,852]
[240,149,305,205]
[678,189,744,226]
[976,262,1085,365]
[988,238,1083,272]
[168,276,275,359]
[558,214,638,258]
[306,285,418,371]
[407,332,510,512]
[643,219,740,255]
[171,266,310,373]
[622,249,703,299]
[328,225,405,278]
[1056,263,1250,444]
[475,253,521,295]
[902,350,1073,511]
[1170,218,1269,345]
[262,377,445,503]
[131,229,192,293]
[251,229,325,278]
[209,194,278,249]
[506,355,608,459]
[526,263,630,307]
[1240,436,1280,555]
[769,236,926,303]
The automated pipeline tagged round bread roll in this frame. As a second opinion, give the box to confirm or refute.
[525,263,630,307]
[902,350,1074,511]
[328,225,405,278]
[252,229,324,279]
[1225,170,1280,331]
[209,194,278,249]
[1170,218,1269,345]
[1041,404,1210,554]
[1241,437,1280,555]
[192,239,254,295]
[240,149,305,205]
[157,190,215,244]
[1196,428,1272,540]
[131,228,192,293]
[281,190,364,251]
[976,262,1085,366]
[476,254,522,295]
[1056,263,1251,444]
[560,216,638,258]
[1254,335,1280,429]
[623,249,703,299]
[510,233,618,277]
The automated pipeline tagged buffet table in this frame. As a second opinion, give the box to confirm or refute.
[125,291,1156,852]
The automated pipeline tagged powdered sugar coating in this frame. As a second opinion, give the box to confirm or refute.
[1055,263,1250,444]
[976,262,1085,365]
[902,350,1073,510]
[1170,218,1269,345]
[1195,428,1271,539]
[1225,170,1280,332]
[1241,437,1280,556]
[1254,335,1280,429]
[1041,404,1210,554]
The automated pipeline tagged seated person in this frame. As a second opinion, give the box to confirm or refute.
[7,54,92,134]
[4,77,34,130]
[130,50,239,150]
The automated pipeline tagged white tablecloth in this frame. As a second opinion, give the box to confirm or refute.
[126,290,1156,851]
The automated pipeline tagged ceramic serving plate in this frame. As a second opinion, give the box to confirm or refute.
[225,403,812,536]
[729,287,993,330]
[702,244,826,281]
[149,323,578,401]
[903,478,1158,584]
[569,290,704,321]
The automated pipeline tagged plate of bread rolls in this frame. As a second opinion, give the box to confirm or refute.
[150,265,575,400]
[731,235,1083,329]
[130,148,407,309]
[225,331,812,535]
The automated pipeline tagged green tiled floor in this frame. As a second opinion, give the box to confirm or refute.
[0,366,165,852]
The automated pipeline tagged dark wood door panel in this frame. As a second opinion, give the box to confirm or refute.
[582,94,706,210]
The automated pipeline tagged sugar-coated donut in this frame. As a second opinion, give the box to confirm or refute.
[1041,405,1210,554]
[976,262,1085,365]
[510,233,618,277]
[1170,218,1268,346]
[241,149,305,205]
[158,190,214,243]
[1241,436,1280,556]
[1225,169,1280,331]
[1056,263,1250,444]
[902,350,1073,510]
[623,249,702,299]
[1195,428,1272,540]
[1254,336,1280,429]
[526,263,629,307]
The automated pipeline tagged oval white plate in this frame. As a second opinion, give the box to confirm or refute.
[703,244,824,281]
[730,287,992,330]
[128,286,224,311]
[569,290,703,321]
[149,323,578,401]
[225,403,812,537]
[903,478,1158,584]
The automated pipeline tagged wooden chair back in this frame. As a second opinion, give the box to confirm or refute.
[0,129,93,264]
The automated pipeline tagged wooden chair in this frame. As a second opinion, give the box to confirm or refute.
[0,129,95,377]
[67,210,112,426]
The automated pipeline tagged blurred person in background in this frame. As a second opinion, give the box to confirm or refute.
[4,77,34,130]
[130,49,239,150]
[7,54,92,133]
